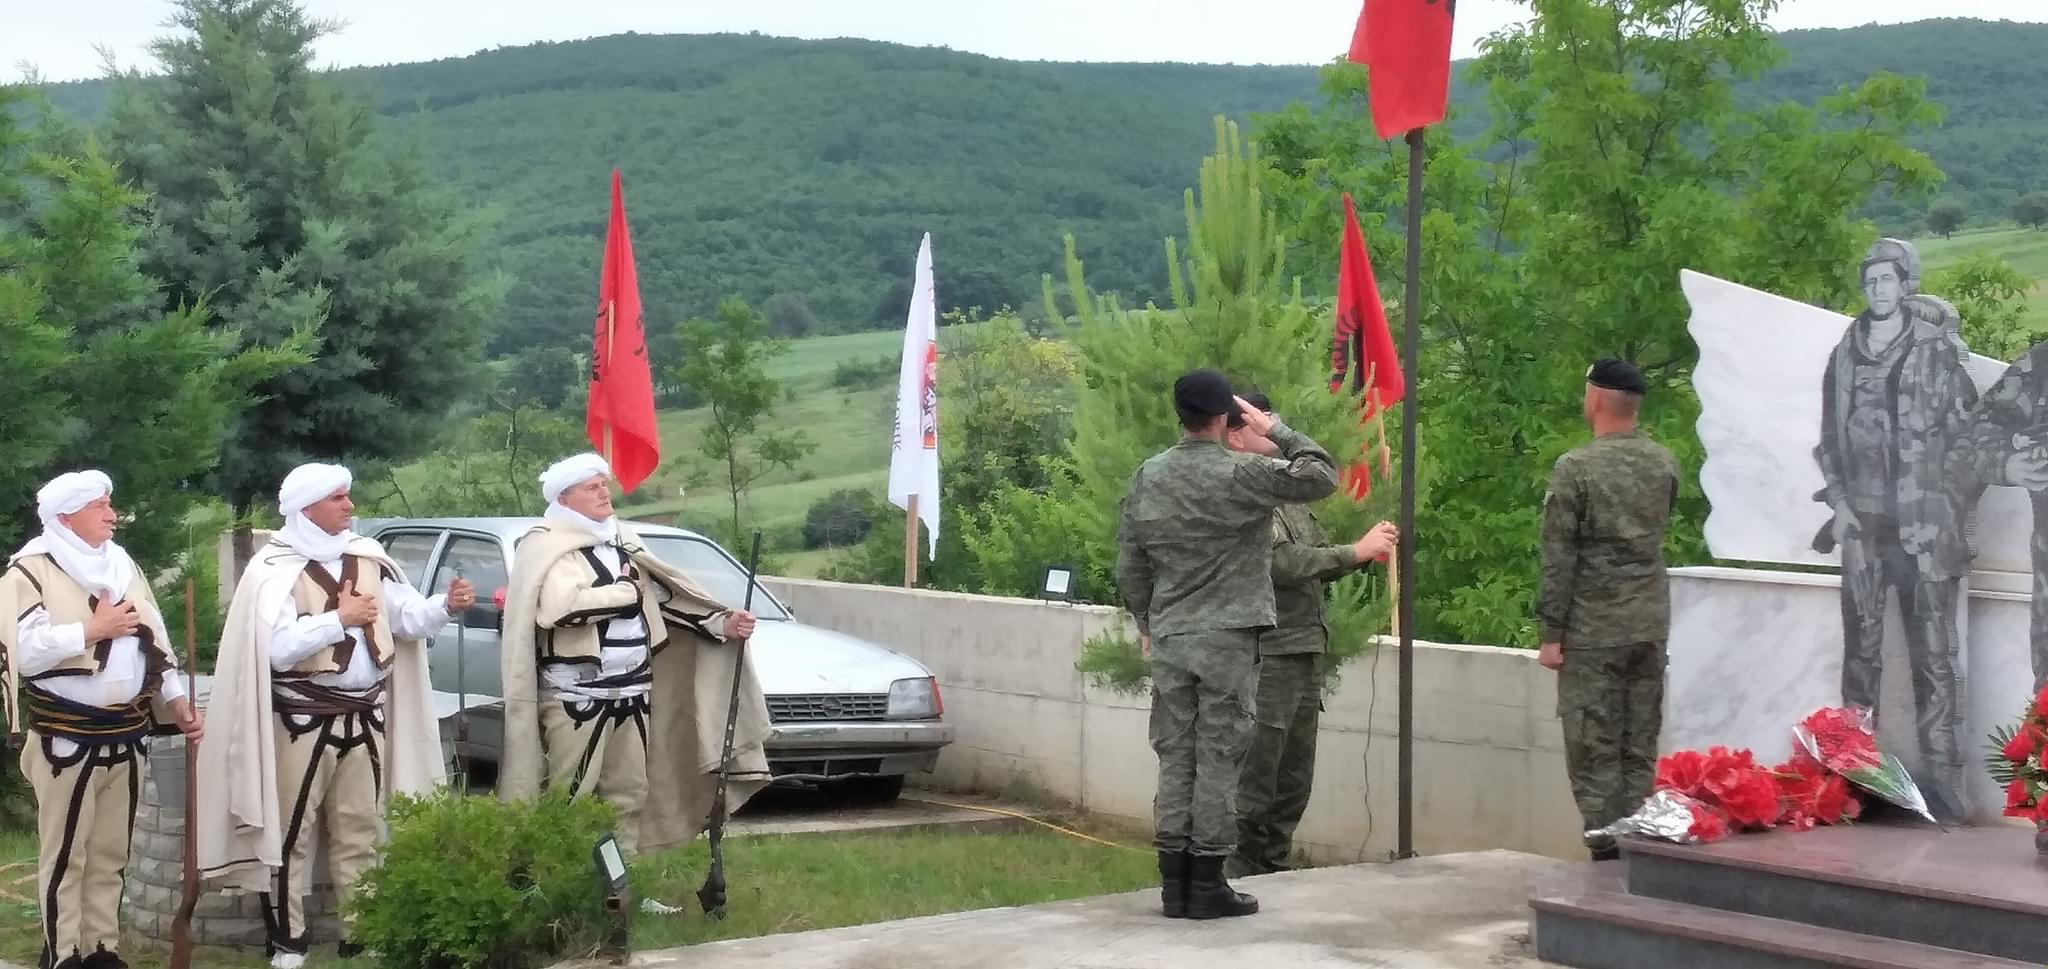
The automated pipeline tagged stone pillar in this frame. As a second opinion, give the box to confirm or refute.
[124,732,344,950]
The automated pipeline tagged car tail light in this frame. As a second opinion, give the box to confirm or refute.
[931,677,943,717]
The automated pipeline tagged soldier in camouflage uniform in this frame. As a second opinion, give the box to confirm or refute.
[1223,393,1397,877]
[1117,370,1338,920]
[1951,341,2048,692]
[1949,341,2048,852]
[1538,358,1680,861]
[1812,238,1979,822]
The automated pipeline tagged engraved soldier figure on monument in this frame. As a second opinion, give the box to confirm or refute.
[1811,237,1979,822]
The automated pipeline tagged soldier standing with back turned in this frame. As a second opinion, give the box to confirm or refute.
[1537,358,1679,862]
[1117,369,1339,921]
[1223,392,1397,877]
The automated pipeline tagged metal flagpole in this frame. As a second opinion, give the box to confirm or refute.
[1395,127,1425,861]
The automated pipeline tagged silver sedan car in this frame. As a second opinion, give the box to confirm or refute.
[356,517,953,800]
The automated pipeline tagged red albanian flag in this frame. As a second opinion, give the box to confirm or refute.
[1332,193,1405,498]
[588,169,661,493]
[1348,0,1456,141]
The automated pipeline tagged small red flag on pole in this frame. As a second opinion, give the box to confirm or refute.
[588,169,660,493]
[1333,192,1405,497]
[1348,0,1457,140]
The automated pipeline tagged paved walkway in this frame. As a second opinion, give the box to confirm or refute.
[588,849,1567,969]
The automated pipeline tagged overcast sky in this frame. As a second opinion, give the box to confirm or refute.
[4,0,2043,83]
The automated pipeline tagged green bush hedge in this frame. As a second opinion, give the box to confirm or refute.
[349,789,619,969]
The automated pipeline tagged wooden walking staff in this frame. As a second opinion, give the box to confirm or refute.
[170,579,200,969]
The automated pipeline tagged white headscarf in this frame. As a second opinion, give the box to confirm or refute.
[539,453,618,543]
[14,470,137,601]
[276,463,355,562]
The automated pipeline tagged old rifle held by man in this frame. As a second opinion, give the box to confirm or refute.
[696,529,763,919]
[170,578,200,969]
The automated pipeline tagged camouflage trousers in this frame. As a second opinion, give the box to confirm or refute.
[1149,629,1259,858]
[1230,652,1321,876]
[1558,642,1665,835]
[1838,519,1967,818]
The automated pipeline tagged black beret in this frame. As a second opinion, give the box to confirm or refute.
[1174,368,1237,418]
[1586,358,1647,395]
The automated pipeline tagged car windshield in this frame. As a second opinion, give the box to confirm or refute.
[641,535,791,621]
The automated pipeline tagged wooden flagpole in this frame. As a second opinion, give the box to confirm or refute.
[602,299,616,468]
[903,496,919,588]
[1367,377,1399,642]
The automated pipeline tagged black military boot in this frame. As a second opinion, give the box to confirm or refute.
[80,945,127,969]
[1185,854,1258,919]
[1157,850,1190,918]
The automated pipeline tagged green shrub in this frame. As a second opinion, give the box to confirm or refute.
[830,355,895,390]
[348,789,618,969]
[801,489,881,549]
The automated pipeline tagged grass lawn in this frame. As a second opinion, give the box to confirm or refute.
[1919,224,2048,339]
[0,820,1153,968]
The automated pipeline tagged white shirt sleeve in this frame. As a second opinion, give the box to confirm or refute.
[15,606,90,677]
[382,578,452,641]
[157,667,188,702]
[264,582,347,672]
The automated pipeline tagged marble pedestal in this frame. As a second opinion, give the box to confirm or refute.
[1664,565,2035,823]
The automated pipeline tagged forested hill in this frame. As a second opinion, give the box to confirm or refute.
[31,18,2048,354]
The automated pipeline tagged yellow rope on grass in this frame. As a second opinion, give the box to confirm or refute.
[908,796,1151,854]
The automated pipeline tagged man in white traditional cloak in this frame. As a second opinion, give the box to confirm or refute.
[0,471,204,969]
[499,453,772,913]
[193,463,469,968]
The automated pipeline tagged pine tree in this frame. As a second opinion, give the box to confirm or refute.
[971,118,1412,688]
[103,0,505,537]
[0,85,304,566]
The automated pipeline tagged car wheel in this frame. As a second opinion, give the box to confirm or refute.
[846,774,905,803]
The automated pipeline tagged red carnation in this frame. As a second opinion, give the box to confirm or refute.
[2033,685,2048,722]
[1688,807,1729,843]
[1700,746,1757,799]
[1656,750,1709,797]
[2005,727,2039,764]
[2007,779,2034,813]
[1720,771,1785,829]
[1814,775,1859,824]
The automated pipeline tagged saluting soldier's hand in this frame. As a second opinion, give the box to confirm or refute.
[446,577,476,612]
[85,600,141,642]
[1538,642,1564,671]
[337,579,380,628]
[2007,452,2048,492]
[1234,396,1277,437]
[170,697,204,744]
[725,610,756,640]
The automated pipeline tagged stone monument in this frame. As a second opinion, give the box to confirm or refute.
[1670,242,2040,828]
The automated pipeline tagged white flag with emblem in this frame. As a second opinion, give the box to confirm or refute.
[889,233,940,558]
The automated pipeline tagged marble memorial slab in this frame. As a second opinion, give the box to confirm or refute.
[1684,269,2032,574]
[1664,566,2031,823]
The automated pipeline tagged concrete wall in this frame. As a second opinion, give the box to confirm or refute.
[760,577,1586,862]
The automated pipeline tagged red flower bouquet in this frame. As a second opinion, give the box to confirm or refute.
[1988,684,2048,827]
[1793,706,1935,824]
[1772,753,1862,830]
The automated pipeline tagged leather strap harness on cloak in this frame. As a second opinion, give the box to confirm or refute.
[499,521,772,855]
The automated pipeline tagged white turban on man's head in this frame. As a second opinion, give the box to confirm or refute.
[36,470,113,525]
[539,453,618,541]
[16,469,132,600]
[540,453,612,505]
[278,463,353,518]
[276,463,356,562]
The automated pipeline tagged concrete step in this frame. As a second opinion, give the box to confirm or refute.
[1531,889,2038,969]
[1622,824,2048,963]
